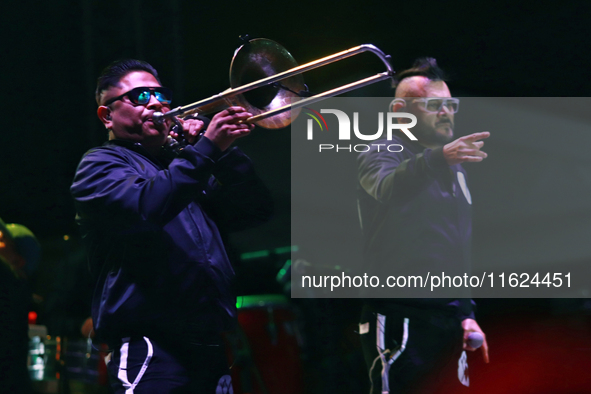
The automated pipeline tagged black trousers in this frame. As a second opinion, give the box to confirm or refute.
[107,334,232,394]
[360,303,470,394]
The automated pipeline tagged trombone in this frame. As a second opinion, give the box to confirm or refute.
[153,38,395,129]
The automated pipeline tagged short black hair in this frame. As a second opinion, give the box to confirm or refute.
[95,59,161,105]
[393,57,447,89]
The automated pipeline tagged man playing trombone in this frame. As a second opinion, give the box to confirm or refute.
[71,59,273,393]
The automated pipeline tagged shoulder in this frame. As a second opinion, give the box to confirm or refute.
[73,143,143,183]
[357,135,413,165]
[79,141,140,164]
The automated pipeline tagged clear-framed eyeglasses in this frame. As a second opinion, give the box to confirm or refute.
[412,98,460,114]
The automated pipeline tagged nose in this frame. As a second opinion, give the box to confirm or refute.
[438,103,453,116]
[146,93,163,110]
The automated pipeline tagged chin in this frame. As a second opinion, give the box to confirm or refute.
[435,128,453,142]
[143,126,167,138]
[142,132,167,145]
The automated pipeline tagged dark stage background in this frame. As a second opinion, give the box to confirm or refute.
[3,1,591,393]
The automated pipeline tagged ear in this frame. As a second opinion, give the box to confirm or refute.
[97,106,113,128]
[390,98,406,112]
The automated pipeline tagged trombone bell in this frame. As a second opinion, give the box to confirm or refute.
[230,39,305,129]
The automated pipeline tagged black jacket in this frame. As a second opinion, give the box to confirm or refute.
[357,133,473,318]
[71,137,273,344]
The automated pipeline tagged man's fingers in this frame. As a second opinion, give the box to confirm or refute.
[218,114,253,125]
[227,127,252,139]
[474,149,488,158]
[482,340,490,363]
[204,107,255,150]
[190,121,204,135]
[460,149,487,158]
[462,156,485,163]
[472,141,484,149]
[221,106,252,121]
[186,121,203,132]
[463,131,490,142]
[232,113,253,122]
[177,119,205,144]
[231,124,254,134]
[215,122,252,136]
[225,105,248,114]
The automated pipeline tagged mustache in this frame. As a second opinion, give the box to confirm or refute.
[436,118,454,127]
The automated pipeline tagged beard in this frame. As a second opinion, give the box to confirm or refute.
[415,119,454,147]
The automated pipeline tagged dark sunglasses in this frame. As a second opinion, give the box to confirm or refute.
[104,86,173,106]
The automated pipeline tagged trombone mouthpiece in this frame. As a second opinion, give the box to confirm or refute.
[152,112,165,125]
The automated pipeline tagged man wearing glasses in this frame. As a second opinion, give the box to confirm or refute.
[71,59,272,393]
[357,58,489,393]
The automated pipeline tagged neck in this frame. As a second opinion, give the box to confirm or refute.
[418,140,442,149]
[108,132,164,157]
[141,143,163,157]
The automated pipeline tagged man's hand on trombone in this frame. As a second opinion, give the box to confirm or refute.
[169,106,254,151]
[204,106,254,151]
[169,117,206,145]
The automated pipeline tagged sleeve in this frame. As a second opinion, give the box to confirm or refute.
[70,137,223,228]
[201,146,274,232]
[458,299,476,321]
[358,143,450,204]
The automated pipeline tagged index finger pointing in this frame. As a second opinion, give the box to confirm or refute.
[464,131,490,141]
